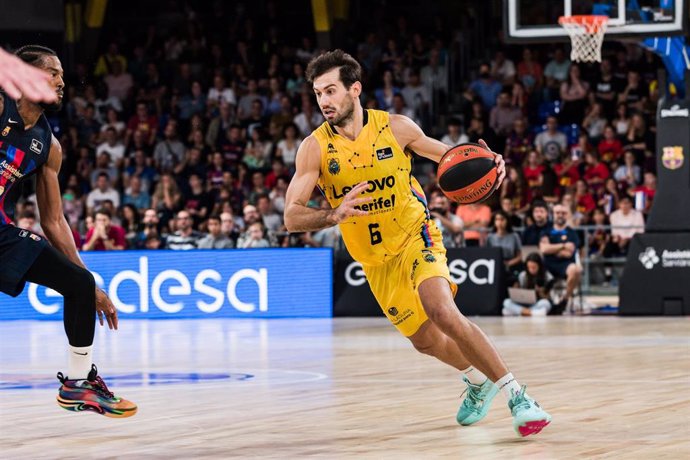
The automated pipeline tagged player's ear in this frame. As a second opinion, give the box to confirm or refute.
[350,81,362,97]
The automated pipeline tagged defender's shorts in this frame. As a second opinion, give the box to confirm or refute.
[362,221,457,337]
[0,225,48,296]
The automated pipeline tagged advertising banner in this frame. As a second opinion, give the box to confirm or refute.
[0,249,332,320]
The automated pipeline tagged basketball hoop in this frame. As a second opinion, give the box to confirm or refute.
[558,15,609,63]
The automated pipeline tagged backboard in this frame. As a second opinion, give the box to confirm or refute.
[503,0,687,42]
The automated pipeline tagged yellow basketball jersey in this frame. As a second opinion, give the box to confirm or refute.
[314,109,432,266]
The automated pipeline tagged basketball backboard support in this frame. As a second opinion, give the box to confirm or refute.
[503,0,688,42]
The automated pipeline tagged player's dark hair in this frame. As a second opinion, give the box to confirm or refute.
[620,195,633,204]
[14,45,57,67]
[306,49,361,89]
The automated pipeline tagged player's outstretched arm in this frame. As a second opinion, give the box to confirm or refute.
[37,137,118,329]
[0,48,57,103]
[284,136,371,232]
[390,114,506,187]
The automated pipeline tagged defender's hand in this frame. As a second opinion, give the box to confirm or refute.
[332,182,372,224]
[0,49,57,102]
[478,139,506,189]
[95,287,118,330]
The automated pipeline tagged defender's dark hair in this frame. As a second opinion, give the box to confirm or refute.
[14,45,57,67]
[305,49,361,89]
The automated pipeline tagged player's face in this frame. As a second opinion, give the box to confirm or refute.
[313,68,360,127]
[38,55,64,111]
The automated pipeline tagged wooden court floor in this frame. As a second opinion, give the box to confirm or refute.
[1,316,689,459]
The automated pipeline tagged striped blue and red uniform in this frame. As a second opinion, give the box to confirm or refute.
[0,94,52,225]
[0,94,52,295]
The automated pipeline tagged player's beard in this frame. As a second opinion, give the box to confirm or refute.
[331,95,355,127]
[40,100,63,112]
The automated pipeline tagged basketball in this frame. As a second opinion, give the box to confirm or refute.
[437,143,499,204]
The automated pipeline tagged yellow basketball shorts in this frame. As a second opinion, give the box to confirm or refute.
[362,221,457,337]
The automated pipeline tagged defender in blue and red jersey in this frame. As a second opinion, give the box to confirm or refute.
[0,45,136,418]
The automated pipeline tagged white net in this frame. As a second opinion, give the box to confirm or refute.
[559,15,608,63]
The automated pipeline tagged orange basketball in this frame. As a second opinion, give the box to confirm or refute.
[437,143,498,204]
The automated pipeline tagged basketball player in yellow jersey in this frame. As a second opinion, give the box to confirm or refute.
[285,50,551,437]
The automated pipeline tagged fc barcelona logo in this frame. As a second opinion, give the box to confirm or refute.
[1,126,10,136]
[662,146,684,170]
[328,157,340,175]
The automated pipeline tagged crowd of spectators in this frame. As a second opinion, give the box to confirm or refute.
[12,3,659,306]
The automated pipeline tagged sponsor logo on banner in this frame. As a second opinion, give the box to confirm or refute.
[639,247,690,269]
[448,258,496,284]
[0,250,331,320]
[660,104,689,118]
[662,146,684,170]
[345,261,367,286]
[639,247,660,269]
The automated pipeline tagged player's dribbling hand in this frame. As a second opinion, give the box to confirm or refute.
[332,181,372,224]
[478,139,506,189]
[95,287,118,330]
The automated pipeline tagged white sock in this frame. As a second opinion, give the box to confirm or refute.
[68,345,93,380]
[461,366,488,385]
[495,372,521,400]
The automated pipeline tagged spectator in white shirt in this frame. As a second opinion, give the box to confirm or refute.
[96,127,126,168]
[440,118,469,146]
[207,75,236,109]
[86,172,120,215]
[293,98,324,138]
[609,195,645,255]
